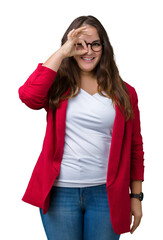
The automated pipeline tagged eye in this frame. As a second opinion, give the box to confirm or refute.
[92,42,101,46]
[76,43,84,49]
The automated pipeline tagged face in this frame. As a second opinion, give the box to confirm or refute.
[73,25,102,75]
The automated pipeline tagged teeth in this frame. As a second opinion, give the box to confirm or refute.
[82,57,94,60]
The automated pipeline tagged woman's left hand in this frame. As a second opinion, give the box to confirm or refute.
[130,198,143,234]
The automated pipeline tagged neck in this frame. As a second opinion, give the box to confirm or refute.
[79,70,98,91]
[80,70,96,81]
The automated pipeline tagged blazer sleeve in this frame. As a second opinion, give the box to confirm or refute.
[130,88,145,181]
[18,63,57,110]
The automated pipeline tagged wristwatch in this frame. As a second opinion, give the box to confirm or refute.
[130,192,144,201]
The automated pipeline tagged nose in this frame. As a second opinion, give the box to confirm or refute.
[86,44,93,54]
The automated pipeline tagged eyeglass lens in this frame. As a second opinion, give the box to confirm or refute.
[76,41,102,52]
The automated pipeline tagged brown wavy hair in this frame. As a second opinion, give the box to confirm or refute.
[48,15,134,121]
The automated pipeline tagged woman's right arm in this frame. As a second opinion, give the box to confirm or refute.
[18,27,88,110]
[42,27,88,71]
[18,50,65,110]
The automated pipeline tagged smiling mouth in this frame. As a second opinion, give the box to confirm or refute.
[81,57,95,62]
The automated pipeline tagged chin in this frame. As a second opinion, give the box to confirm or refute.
[74,56,101,75]
[78,62,99,74]
[80,66,95,72]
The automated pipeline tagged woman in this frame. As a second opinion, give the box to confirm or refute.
[18,15,144,240]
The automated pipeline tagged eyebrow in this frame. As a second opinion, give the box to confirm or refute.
[85,39,101,43]
[92,39,101,42]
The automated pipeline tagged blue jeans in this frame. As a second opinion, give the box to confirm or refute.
[40,184,120,240]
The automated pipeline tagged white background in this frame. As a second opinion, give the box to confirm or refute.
[0,0,162,239]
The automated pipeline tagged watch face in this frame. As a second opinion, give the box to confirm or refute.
[139,192,144,201]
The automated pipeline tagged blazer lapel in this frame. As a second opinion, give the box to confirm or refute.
[106,102,125,187]
[54,88,70,163]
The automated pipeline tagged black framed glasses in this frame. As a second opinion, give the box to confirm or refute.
[76,40,104,52]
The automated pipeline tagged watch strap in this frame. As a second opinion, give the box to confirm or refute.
[130,192,144,201]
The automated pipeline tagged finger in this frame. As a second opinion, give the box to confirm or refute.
[75,48,88,56]
[130,215,141,234]
[71,26,87,38]
[130,212,132,225]
[67,29,75,39]
[77,39,88,51]
[78,29,92,37]
[75,39,88,55]
[81,39,87,50]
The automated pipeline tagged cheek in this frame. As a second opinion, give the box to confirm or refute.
[96,53,102,63]
[73,55,81,62]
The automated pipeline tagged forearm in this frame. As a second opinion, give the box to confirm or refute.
[130,180,142,194]
[43,47,65,72]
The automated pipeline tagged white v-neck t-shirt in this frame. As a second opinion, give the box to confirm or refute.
[53,88,116,187]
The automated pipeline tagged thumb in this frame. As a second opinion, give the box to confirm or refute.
[76,49,88,56]
[130,211,132,224]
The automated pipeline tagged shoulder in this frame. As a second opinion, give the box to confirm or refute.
[123,81,136,95]
[123,81,138,107]
[123,81,138,105]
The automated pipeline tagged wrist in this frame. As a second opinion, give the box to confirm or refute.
[59,43,72,58]
[130,180,142,194]
[130,192,144,201]
[55,48,66,61]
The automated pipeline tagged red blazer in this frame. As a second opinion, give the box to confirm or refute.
[18,63,144,235]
